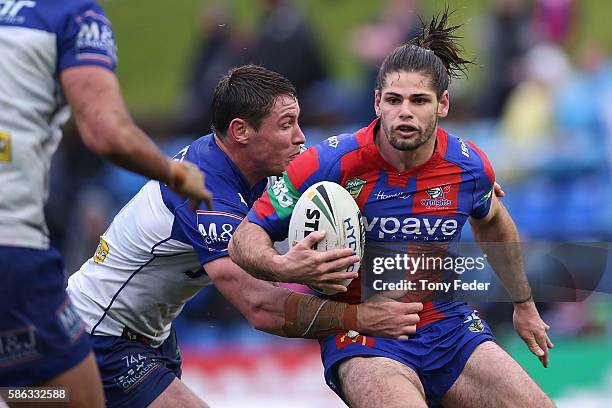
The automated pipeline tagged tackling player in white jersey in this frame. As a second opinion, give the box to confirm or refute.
[67,65,423,408]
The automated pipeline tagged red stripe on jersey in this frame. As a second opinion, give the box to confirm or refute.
[355,122,374,147]
[286,147,319,190]
[467,141,495,184]
[417,301,446,328]
[339,151,380,211]
[386,172,411,187]
[253,192,276,219]
[412,160,463,216]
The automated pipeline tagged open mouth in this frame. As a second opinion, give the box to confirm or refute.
[397,124,418,134]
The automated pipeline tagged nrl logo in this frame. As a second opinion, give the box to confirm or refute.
[344,178,366,200]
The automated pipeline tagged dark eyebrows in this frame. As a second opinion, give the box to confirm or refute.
[383,91,403,98]
[383,91,433,99]
[411,93,433,99]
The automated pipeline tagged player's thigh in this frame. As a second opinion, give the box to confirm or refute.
[0,246,94,389]
[441,341,554,408]
[338,356,427,408]
[38,351,104,408]
[148,378,209,408]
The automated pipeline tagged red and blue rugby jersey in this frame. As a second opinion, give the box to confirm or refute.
[248,118,495,327]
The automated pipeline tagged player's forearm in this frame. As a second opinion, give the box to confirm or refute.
[229,220,284,282]
[280,292,358,338]
[210,262,357,338]
[243,290,358,339]
[471,206,532,302]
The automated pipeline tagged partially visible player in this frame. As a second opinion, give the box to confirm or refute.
[229,9,555,408]
[0,1,210,406]
[67,65,423,408]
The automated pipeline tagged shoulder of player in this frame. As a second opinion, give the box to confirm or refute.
[308,131,364,165]
[44,0,110,30]
[179,134,228,174]
[440,129,491,174]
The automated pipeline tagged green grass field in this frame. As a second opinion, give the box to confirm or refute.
[104,0,612,116]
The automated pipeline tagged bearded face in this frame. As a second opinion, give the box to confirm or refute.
[375,70,449,153]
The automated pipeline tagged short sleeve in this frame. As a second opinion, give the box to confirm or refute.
[57,2,117,72]
[468,141,496,219]
[174,199,246,265]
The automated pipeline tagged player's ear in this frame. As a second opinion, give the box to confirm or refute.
[374,90,382,117]
[437,90,449,118]
[227,118,250,145]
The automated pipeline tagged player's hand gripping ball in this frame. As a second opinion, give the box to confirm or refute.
[288,181,365,295]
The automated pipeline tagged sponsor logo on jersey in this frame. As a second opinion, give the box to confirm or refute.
[0,0,35,24]
[458,137,470,158]
[0,325,38,366]
[328,136,339,148]
[196,211,242,247]
[363,216,458,239]
[421,185,452,208]
[268,175,299,219]
[335,332,375,349]
[114,355,160,391]
[76,11,117,62]
[93,237,109,264]
[0,131,11,162]
[344,178,366,200]
[271,178,293,208]
[375,190,411,201]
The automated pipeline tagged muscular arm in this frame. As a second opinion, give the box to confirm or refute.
[227,219,284,282]
[229,219,360,292]
[204,257,420,339]
[469,195,531,302]
[470,195,553,367]
[61,66,212,207]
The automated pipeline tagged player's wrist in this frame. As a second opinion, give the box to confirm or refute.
[168,160,186,190]
[513,294,536,311]
[512,291,533,304]
[270,254,286,282]
[342,303,359,331]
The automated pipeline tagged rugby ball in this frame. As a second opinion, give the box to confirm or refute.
[288,181,365,295]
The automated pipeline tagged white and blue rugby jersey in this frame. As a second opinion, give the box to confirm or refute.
[0,0,117,249]
[67,135,268,346]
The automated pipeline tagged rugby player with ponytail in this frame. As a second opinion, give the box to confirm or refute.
[231,8,554,407]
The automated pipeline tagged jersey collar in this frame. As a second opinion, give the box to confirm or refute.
[359,117,448,176]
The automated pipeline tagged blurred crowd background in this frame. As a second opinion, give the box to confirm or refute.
[49,0,612,406]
